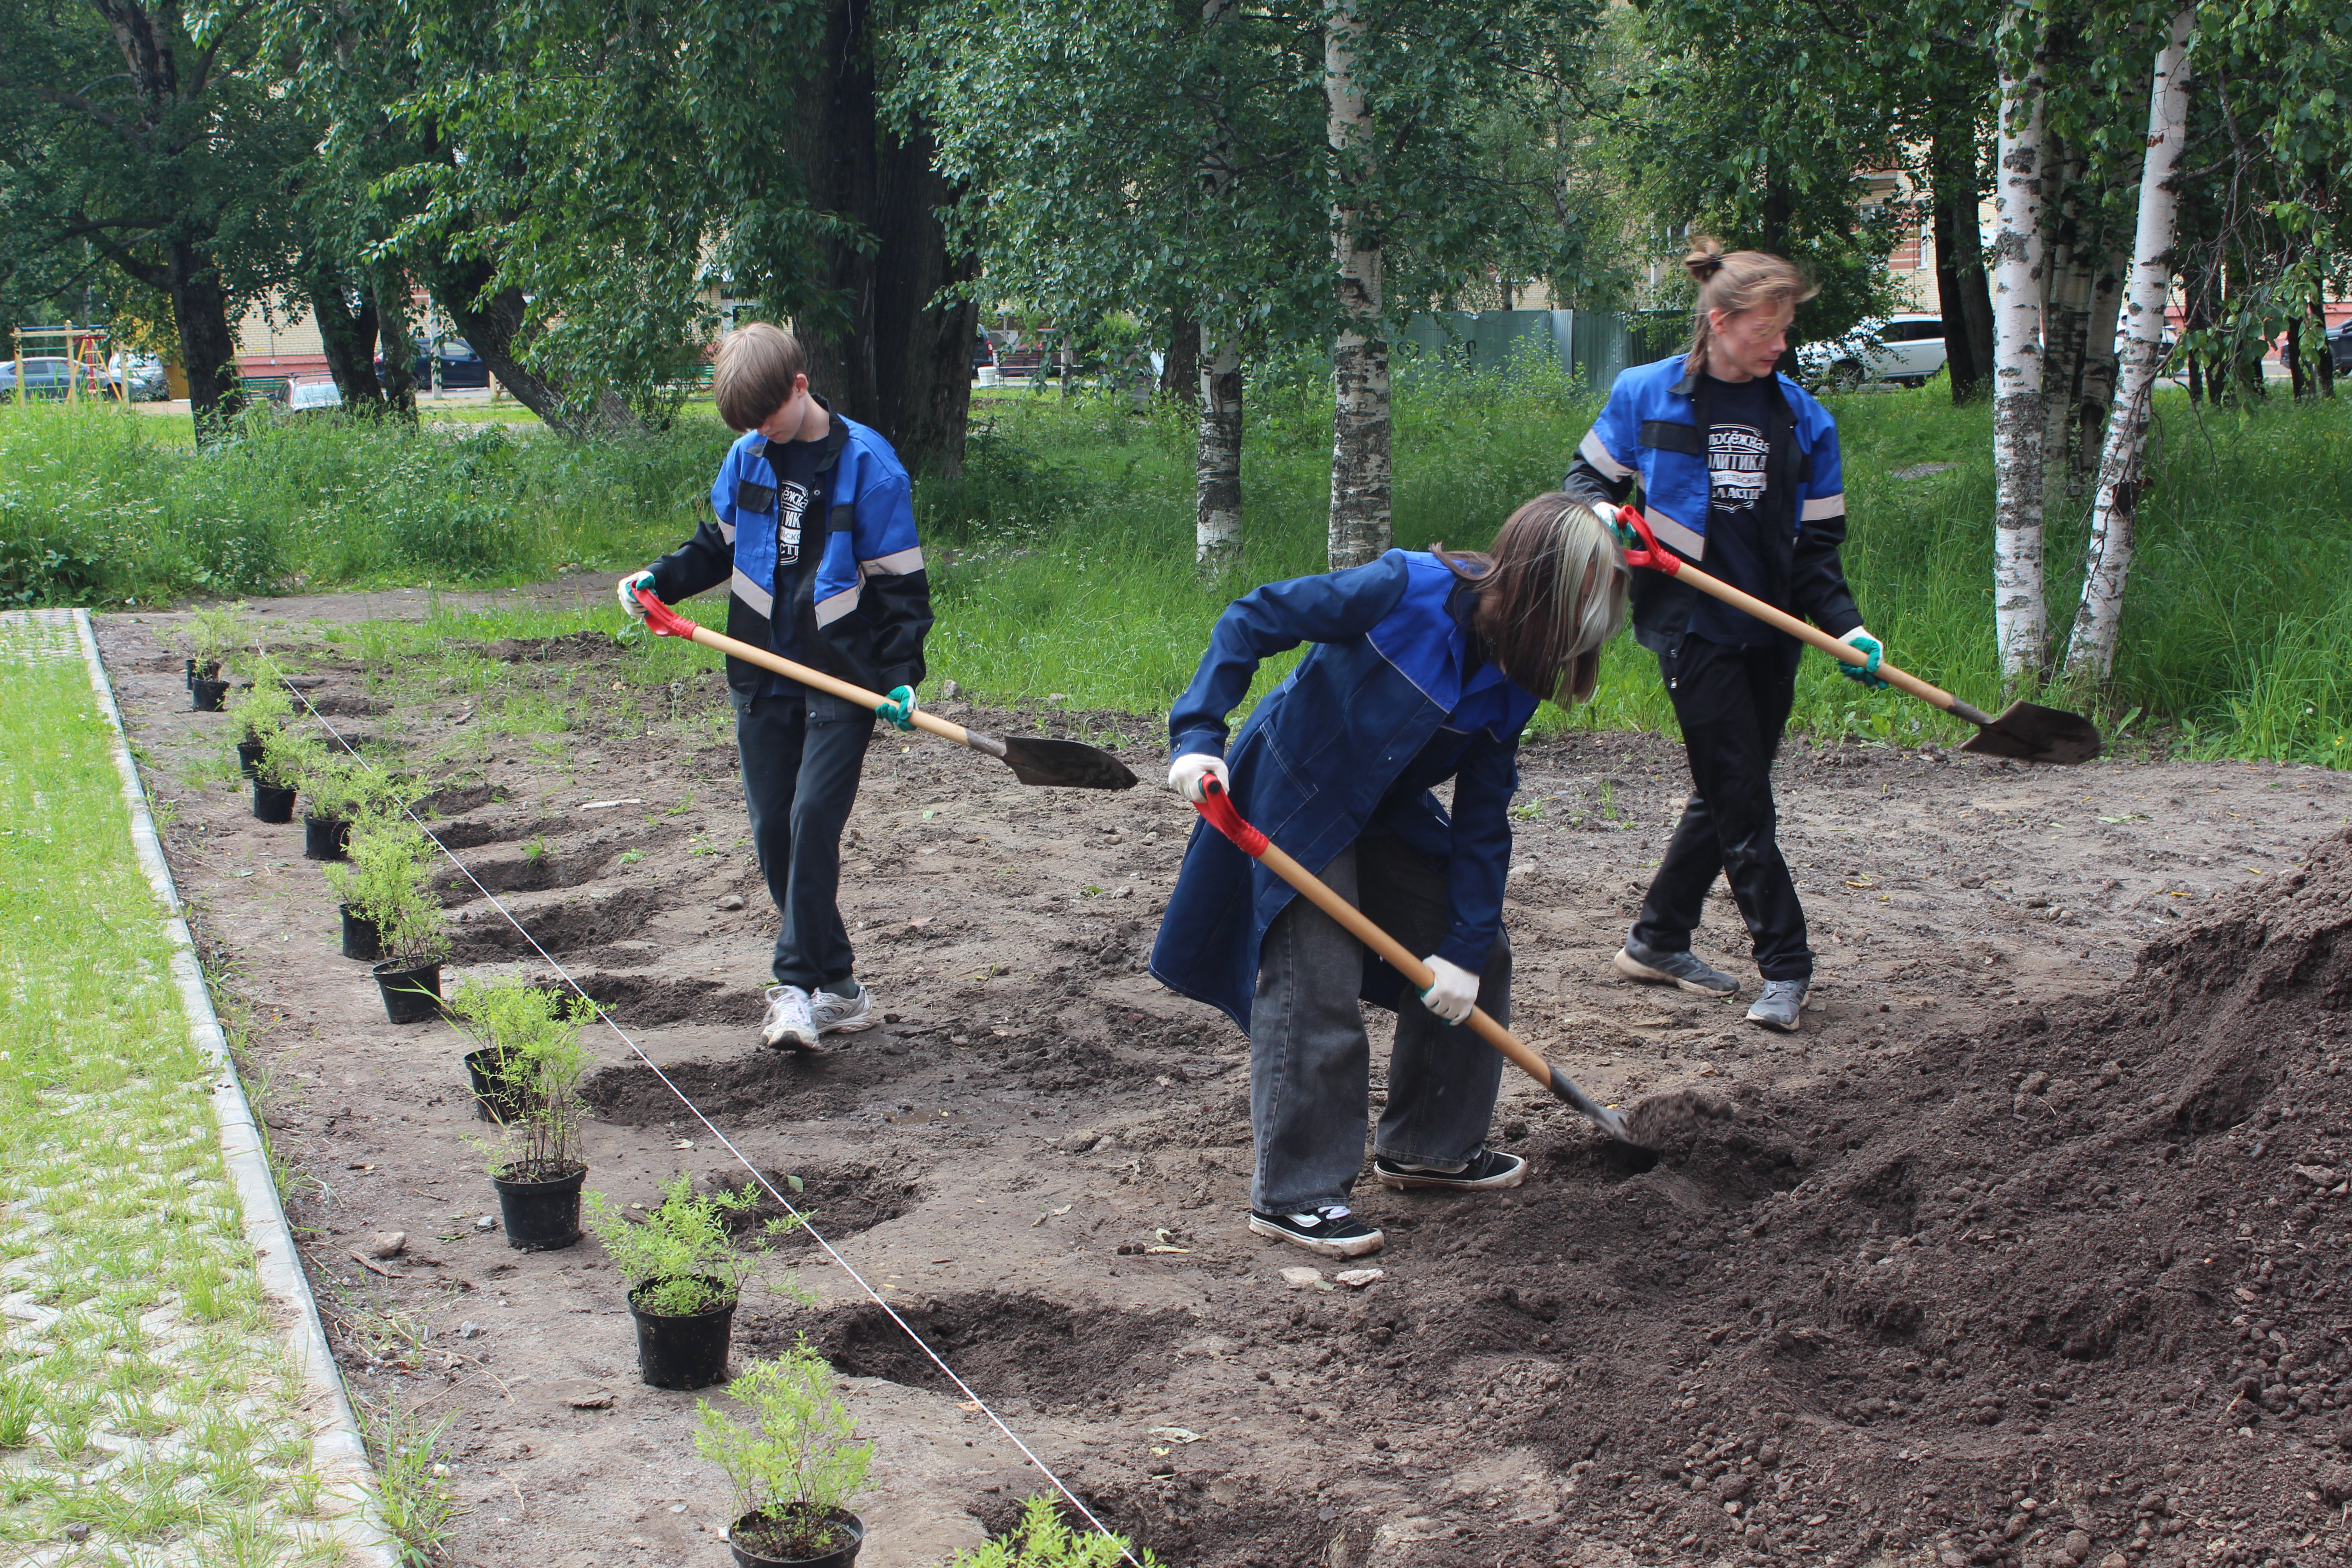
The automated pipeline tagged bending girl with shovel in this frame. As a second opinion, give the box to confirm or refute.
[1151,497,1629,1259]
[1562,239,1885,1034]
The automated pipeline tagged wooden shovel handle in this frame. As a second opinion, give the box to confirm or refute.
[633,588,978,747]
[1611,506,1997,724]
[1193,784,1553,1091]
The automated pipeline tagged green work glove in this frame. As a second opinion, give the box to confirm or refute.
[1837,628,1888,690]
[876,685,916,730]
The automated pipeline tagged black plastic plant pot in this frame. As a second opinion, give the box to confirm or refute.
[465,1048,528,1124]
[303,814,351,862]
[236,737,266,779]
[187,658,217,690]
[372,959,443,1025]
[192,677,230,712]
[627,1279,736,1390]
[730,1508,864,1568]
[252,780,297,823]
[491,1161,585,1251]
[339,905,383,962]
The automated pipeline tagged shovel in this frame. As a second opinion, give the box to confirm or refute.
[1613,507,2102,765]
[633,588,1137,790]
[1191,780,1651,1149]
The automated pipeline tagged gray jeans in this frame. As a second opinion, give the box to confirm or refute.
[1250,836,1510,1215]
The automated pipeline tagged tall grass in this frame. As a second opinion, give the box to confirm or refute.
[6,369,2351,763]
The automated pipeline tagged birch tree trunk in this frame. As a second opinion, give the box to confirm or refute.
[1325,0,1391,571]
[1989,29,2051,679]
[2063,6,2197,684]
[1197,338,1245,570]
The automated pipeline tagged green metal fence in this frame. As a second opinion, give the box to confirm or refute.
[1395,309,1686,389]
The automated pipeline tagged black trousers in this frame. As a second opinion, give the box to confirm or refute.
[734,685,875,991]
[1630,633,1813,982]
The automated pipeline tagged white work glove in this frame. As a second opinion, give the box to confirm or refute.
[1166,753,1231,803]
[617,569,656,619]
[1420,955,1479,1025]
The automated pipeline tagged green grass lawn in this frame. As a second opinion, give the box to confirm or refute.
[7,368,2351,765]
[0,613,378,1565]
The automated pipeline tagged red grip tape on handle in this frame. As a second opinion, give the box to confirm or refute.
[1194,779,1269,858]
[634,587,697,640]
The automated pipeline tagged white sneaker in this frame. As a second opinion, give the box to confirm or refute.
[811,982,876,1034]
[760,985,818,1050]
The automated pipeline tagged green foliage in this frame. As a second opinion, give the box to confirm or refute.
[358,1399,458,1568]
[180,606,257,672]
[257,726,323,792]
[446,979,593,1174]
[223,654,294,747]
[0,404,724,603]
[0,535,104,609]
[323,813,447,965]
[948,1497,1161,1568]
[694,1336,872,1556]
[585,1173,801,1317]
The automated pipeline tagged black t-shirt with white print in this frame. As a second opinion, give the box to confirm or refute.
[762,435,823,691]
[1687,372,1784,647]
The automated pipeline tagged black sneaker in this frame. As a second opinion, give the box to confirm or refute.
[1372,1147,1528,1192]
[1247,1205,1385,1259]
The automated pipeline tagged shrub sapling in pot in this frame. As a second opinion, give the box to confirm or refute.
[452,977,595,1249]
[225,652,292,778]
[695,1335,873,1568]
[179,603,249,711]
[946,1497,1161,1568]
[332,814,449,1021]
[299,752,371,861]
[587,1174,802,1390]
[253,727,317,824]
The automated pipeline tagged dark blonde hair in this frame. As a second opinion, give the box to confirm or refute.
[1433,494,1630,706]
[1683,236,1818,374]
[713,323,808,432]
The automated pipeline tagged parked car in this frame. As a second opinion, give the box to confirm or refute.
[374,337,492,390]
[2330,318,2352,377]
[1798,314,1949,389]
[0,358,87,401]
[105,354,170,402]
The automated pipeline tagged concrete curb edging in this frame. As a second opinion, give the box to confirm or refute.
[72,610,401,1568]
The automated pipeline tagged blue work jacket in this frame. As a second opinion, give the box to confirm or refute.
[647,397,931,698]
[1149,550,1540,1034]
[1564,355,1860,653]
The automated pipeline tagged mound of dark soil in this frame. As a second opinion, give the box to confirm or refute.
[1351,830,2352,1568]
[793,1291,1193,1408]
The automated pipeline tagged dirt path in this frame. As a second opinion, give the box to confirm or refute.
[96,609,2352,1568]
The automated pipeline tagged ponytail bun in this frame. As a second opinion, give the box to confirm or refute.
[1683,236,1726,283]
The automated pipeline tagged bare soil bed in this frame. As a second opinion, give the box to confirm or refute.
[93,608,2352,1568]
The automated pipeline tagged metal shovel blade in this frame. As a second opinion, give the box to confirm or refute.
[1958,701,2105,766]
[976,732,1139,790]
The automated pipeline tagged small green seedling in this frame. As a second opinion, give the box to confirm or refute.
[324,811,448,966]
[521,836,550,861]
[694,1335,872,1559]
[446,978,593,1177]
[947,1496,1160,1568]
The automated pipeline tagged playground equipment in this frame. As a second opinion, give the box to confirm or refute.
[8,324,125,405]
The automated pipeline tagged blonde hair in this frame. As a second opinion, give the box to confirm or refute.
[1433,494,1630,706]
[713,323,808,432]
[1682,236,1818,375]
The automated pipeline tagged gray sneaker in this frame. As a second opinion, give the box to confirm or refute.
[810,982,876,1035]
[760,985,818,1050]
[1746,979,1808,1033]
[1613,939,1740,997]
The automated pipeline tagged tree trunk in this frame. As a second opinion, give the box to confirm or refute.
[1325,0,1390,570]
[170,240,246,447]
[304,258,386,415]
[2314,291,2337,398]
[2286,317,2307,399]
[1989,30,2051,680]
[1197,338,1244,572]
[1162,310,1200,402]
[871,122,978,478]
[2062,6,2195,685]
[2073,233,2130,479]
[429,255,622,437]
[373,271,419,419]
[1931,124,1994,402]
[2035,151,2095,519]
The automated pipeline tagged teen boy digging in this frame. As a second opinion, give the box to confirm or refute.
[617,323,931,1050]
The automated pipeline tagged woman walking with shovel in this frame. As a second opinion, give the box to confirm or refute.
[1562,239,1885,1033]
[1151,497,1629,1259]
